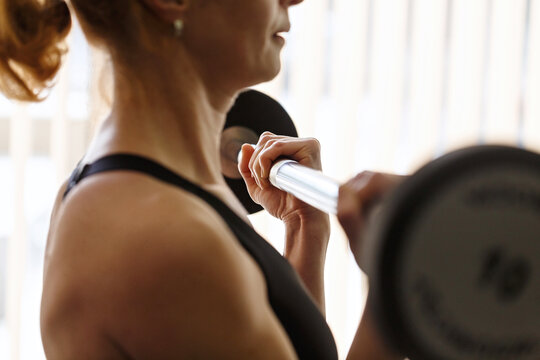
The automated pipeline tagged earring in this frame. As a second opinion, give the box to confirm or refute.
[174,19,184,37]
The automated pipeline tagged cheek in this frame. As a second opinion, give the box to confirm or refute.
[236,2,276,35]
[185,1,281,82]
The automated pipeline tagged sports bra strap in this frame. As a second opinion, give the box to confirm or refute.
[63,154,221,208]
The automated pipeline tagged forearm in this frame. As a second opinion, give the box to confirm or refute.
[347,297,404,360]
[283,212,330,314]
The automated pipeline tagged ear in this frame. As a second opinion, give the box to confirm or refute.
[140,0,189,23]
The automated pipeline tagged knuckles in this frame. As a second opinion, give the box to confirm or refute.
[266,139,282,151]
[306,137,321,152]
[352,171,375,182]
[254,135,323,169]
[258,132,275,144]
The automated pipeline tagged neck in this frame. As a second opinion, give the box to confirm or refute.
[88,49,240,186]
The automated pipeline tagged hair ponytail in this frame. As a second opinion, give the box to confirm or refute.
[0,0,71,102]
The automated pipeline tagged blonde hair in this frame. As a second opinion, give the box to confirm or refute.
[0,0,71,102]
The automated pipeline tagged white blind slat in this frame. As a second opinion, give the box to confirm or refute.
[445,0,489,152]
[407,0,448,171]
[524,0,540,151]
[367,0,409,172]
[329,0,370,179]
[6,104,30,360]
[288,0,329,137]
[325,1,370,356]
[484,0,528,143]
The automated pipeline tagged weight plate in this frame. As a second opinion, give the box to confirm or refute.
[223,89,298,214]
[370,145,540,360]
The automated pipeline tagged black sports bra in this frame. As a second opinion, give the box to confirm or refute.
[63,154,338,360]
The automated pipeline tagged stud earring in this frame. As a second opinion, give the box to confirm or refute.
[174,19,184,37]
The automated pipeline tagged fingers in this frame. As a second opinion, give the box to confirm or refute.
[337,172,372,245]
[246,132,322,189]
[247,132,283,188]
[339,172,404,215]
[338,172,406,267]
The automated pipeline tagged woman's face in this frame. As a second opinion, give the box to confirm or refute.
[184,0,303,89]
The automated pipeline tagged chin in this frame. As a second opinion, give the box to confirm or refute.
[230,56,282,90]
[251,59,282,85]
[262,65,281,83]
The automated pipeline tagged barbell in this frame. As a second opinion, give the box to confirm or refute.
[222,89,540,360]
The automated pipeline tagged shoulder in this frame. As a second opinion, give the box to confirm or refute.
[47,169,243,305]
[48,172,297,358]
[56,169,230,241]
[52,169,248,277]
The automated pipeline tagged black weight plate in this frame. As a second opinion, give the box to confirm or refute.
[369,145,540,360]
[223,89,298,214]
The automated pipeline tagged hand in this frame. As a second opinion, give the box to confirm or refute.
[239,132,330,309]
[337,171,406,268]
[238,132,327,224]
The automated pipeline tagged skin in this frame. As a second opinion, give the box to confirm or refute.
[41,0,404,358]
[239,134,330,312]
[338,171,406,268]
[242,136,407,360]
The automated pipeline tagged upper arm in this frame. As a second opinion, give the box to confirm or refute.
[49,179,69,222]
[108,205,299,360]
[44,179,69,257]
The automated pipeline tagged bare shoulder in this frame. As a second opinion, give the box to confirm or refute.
[47,170,248,282]
[44,172,298,359]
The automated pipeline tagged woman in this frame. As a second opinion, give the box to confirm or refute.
[0,0,404,358]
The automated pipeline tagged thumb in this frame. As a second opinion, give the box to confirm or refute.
[238,144,257,188]
[238,144,262,201]
[238,144,255,175]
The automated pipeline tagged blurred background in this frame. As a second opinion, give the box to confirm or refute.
[1,0,539,359]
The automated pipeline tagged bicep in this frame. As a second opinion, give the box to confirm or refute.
[109,217,299,360]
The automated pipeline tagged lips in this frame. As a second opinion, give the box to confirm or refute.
[273,23,291,39]
[272,34,286,46]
